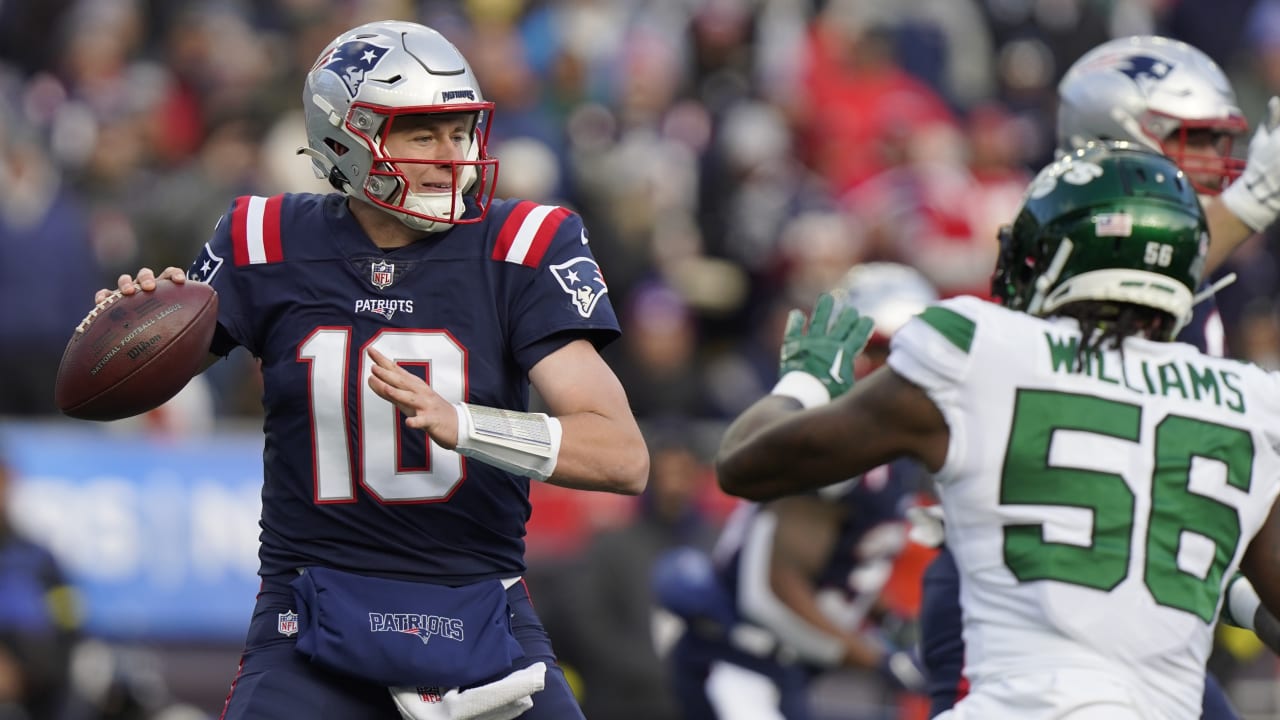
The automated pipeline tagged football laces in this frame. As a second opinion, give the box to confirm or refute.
[75,290,125,335]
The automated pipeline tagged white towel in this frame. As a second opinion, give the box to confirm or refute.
[390,662,547,720]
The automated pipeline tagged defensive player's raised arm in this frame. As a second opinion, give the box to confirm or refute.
[1208,96,1280,274]
[716,296,948,502]
[526,338,648,494]
[717,367,946,502]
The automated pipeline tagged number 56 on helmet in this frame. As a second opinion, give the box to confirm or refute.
[992,141,1209,339]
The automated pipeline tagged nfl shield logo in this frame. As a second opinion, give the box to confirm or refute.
[417,687,444,704]
[371,260,395,289]
[278,611,299,637]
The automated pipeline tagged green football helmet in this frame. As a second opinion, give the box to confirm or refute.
[992,141,1209,338]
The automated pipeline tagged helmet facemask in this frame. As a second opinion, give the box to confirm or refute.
[349,104,498,232]
[1149,113,1247,196]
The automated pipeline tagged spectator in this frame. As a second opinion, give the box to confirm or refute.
[566,426,719,720]
[0,102,99,416]
[0,457,83,719]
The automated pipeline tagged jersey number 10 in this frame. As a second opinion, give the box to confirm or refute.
[300,328,465,503]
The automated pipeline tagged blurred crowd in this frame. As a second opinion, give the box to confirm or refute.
[1,0,1277,424]
[5,0,1280,718]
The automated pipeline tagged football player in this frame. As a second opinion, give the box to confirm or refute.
[656,263,936,719]
[1056,36,1280,273]
[94,20,647,720]
[918,35,1280,719]
[716,142,1280,720]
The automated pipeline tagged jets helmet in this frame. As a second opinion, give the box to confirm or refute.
[300,21,497,232]
[1057,35,1246,195]
[830,262,938,346]
[993,141,1209,339]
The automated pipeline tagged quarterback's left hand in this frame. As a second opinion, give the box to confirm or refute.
[1222,96,1280,232]
[778,293,875,400]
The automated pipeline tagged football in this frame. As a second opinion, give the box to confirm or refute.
[55,279,219,421]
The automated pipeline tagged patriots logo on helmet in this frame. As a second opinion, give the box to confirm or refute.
[1115,55,1175,85]
[399,627,434,646]
[322,41,391,97]
[550,257,609,318]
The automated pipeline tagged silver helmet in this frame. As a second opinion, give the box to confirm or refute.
[831,262,938,346]
[1057,35,1246,195]
[300,21,497,231]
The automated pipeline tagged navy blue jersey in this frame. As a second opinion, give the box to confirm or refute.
[188,193,619,583]
[1175,293,1225,357]
[714,461,911,640]
[814,459,916,596]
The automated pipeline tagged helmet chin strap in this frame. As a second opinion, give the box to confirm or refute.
[297,147,356,194]
[1027,238,1075,316]
[398,190,466,232]
[1107,108,1163,153]
[1192,272,1237,305]
[375,155,480,233]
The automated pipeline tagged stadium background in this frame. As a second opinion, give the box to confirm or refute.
[3,0,1280,717]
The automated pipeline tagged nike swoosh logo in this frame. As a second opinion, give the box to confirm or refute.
[828,348,845,383]
[580,228,589,245]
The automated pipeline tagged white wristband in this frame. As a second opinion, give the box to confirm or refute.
[453,403,563,481]
[770,371,831,409]
[1226,574,1262,631]
[1221,180,1279,233]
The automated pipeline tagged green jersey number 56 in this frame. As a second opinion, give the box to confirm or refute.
[1001,388,1253,622]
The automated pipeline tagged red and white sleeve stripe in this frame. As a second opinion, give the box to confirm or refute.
[230,195,285,266]
[491,201,571,267]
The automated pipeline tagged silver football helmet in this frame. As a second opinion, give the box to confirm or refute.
[300,21,497,232]
[1057,35,1246,195]
[830,262,938,345]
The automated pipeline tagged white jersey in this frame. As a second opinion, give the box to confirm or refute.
[889,296,1280,719]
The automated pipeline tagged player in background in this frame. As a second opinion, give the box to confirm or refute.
[654,263,936,719]
[1056,36,1280,274]
[716,142,1280,719]
[93,20,647,720]
[916,34,1280,719]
